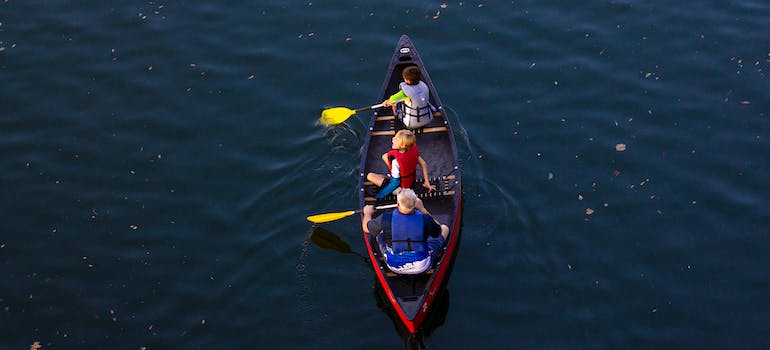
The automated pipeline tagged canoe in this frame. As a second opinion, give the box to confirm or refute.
[358,35,462,334]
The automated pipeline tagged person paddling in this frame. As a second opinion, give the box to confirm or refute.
[361,188,449,275]
[382,66,436,129]
[367,129,435,199]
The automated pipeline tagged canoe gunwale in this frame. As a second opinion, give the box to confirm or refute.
[357,35,462,334]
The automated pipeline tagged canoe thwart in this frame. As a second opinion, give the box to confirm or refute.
[415,126,447,134]
[372,126,447,137]
[364,190,455,203]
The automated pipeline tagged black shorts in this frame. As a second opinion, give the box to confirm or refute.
[380,176,392,189]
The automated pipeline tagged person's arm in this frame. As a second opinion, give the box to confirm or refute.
[382,90,407,107]
[361,205,375,233]
[417,199,449,239]
[381,152,391,168]
[417,156,436,192]
[422,210,448,239]
[414,198,432,217]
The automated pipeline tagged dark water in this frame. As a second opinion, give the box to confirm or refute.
[1,1,769,349]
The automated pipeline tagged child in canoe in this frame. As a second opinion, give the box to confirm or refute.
[382,66,435,129]
[367,129,436,199]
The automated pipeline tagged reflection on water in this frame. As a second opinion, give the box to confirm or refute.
[373,281,451,350]
[308,224,453,348]
[309,225,368,263]
[371,222,462,348]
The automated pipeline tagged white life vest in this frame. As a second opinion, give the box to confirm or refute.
[398,81,433,129]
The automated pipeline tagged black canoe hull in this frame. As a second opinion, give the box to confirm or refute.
[358,35,462,334]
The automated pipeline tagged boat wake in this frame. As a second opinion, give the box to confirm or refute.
[294,227,320,341]
[443,105,533,240]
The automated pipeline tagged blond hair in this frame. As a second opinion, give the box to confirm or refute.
[393,129,416,149]
[396,188,417,211]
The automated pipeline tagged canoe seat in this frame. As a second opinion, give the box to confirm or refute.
[385,268,434,278]
[363,174,454,187]
[363,174,457,203]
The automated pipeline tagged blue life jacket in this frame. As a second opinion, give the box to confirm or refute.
[381,210,428,267]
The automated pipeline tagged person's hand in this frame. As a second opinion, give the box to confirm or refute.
[363,205,375,216]
[382,99,392,107]
[423,180,436,192]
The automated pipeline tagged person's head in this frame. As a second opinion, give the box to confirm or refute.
[396,188,417,213]
[402,66,421,85]
[391,129,416,150]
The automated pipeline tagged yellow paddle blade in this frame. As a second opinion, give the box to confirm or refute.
[320,107,355,125]
[306,210,356,224]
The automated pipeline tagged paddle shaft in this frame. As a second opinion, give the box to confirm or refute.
[354,103,386,113]
[358,203,397,213]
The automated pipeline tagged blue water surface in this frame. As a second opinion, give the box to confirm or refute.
[1,1,768,349]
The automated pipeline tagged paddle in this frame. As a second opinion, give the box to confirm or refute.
[307,203,397,224]
[320,103,385,125]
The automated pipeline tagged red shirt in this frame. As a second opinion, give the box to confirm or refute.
[387,145,419,188]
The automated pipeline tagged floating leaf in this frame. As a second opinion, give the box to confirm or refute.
[585,208,594,215]
[615,143,627,151]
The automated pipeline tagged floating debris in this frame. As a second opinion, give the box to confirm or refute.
[585,208,594,215]
[615,143,627,151]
